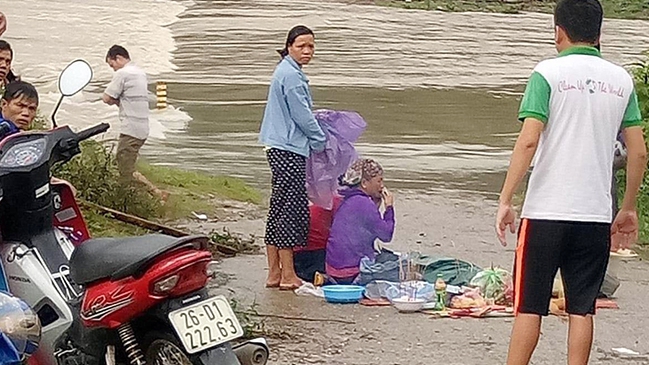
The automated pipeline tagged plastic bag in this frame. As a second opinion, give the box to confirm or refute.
[413,255,482,287]
[357,250,401,285]
[364,280,434,302]
[469,266,513,305]
[294,282,325,298]
[306,110,367,209]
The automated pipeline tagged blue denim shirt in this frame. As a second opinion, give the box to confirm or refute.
[259,56,326,157]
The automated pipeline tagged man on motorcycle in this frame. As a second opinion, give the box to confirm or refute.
[0,80,37,135]
[0,81,78,293]
[0,81,77,193]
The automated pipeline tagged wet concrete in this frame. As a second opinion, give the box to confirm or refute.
[208,192,649,364]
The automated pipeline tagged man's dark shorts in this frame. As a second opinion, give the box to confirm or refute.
[514,219,610,316]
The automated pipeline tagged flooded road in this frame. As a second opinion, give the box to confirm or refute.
[3,0,649,195]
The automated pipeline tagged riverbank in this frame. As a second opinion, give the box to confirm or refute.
[53,140,263,238]
[77,165,263,239]
[374,0,649,19]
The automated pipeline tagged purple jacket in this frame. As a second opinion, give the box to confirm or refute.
[326,188,395,277]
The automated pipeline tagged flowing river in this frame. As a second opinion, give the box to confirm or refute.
[3,0,649,195]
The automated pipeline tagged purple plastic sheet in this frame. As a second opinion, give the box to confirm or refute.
[306,109,367,209]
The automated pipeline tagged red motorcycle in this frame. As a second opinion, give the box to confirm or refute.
[0,60,269,365]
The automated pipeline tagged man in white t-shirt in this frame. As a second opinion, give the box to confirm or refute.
[495,0,647,364]
[102,45,166,200]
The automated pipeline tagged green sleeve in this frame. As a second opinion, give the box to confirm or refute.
[622,89,643,128]
[518,71,551,123]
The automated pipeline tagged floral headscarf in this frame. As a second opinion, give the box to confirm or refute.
[340,158,383,187]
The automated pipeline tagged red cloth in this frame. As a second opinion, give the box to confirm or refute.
[295,196,342,252]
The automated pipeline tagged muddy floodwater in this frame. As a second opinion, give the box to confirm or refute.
[5,0,649,196]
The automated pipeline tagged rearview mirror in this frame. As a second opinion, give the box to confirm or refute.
[52,59,94,128]
[58,59,93,97]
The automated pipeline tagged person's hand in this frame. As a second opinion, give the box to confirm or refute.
[382,188,394,207]
[0,12,7,36]
[611,209,638,251]
[496,202,517,246]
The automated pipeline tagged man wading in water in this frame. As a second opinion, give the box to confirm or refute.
[102,45,168,201]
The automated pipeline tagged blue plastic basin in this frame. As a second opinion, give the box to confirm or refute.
[322,285,365,304]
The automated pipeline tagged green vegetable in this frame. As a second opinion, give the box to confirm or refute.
[469,266,512,303]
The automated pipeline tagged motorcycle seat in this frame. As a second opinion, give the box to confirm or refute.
[69,234,210,285]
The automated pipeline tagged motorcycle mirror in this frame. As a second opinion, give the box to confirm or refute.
[51,59,93,128]
[58,59,93,97]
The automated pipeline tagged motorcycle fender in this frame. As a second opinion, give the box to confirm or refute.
[197,342,241,365]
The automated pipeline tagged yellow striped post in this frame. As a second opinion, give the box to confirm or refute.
[156,81,167,109]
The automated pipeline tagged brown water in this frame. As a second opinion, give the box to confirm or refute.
[5,0,648,196]
[153,83,517,195]
[139,0,649,196]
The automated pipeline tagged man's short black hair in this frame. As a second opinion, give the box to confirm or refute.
[2,81,39,105]
[0,40,12,58]
[106,45,130,61]
[554,0,603,44]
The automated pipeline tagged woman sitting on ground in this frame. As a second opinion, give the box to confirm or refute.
[325,159,395,284]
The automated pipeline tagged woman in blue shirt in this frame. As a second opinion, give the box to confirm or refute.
[259,25,326,290]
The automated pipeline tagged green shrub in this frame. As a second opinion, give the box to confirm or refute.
[52,140,161,219]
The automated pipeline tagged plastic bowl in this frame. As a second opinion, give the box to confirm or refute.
[391,298,426,313]
[322,285,365,304]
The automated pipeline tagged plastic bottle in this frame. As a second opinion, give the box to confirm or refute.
[434,274,447,311]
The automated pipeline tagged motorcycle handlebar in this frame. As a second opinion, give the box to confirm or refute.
[76,123,110,141]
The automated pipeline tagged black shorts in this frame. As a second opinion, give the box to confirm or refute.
[514,219,610,316]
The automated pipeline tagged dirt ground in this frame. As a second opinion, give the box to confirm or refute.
[199,191,649,365]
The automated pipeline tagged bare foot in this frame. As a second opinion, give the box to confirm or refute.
[266,272,281,288]
[265,280,280,288]
[154,189,170,204]
[279,275,303,290]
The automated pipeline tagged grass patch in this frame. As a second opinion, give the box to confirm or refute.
[138,163,262,221]
[376,0,535,14]
[82,208,150,237]
[376,0,649,19]
[53,140,261,238]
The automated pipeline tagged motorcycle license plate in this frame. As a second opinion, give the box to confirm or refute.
[168,295,243,354]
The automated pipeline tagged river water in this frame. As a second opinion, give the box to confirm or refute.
[3,0,649,195]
